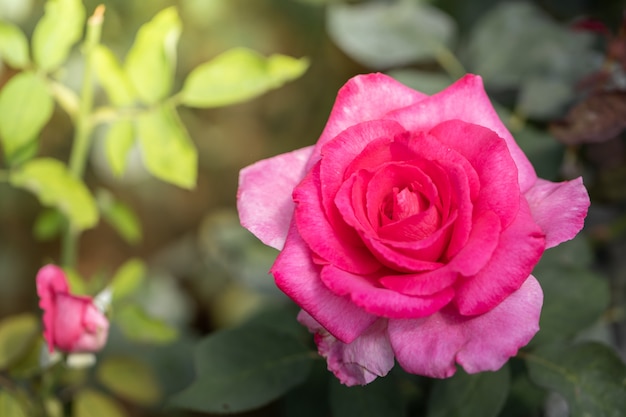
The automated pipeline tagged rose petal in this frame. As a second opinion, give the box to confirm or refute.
[454,198,545,316]
[72,303,109,352]
[313,73,428,165]
[524,177,590,248]
[53,293,93,352]
[271,224,377,343]
[237,146,314,250]
[298,311,394,386]
[294,163,381,275]
[388,74,537,192]
[320,265,455,318]
[36,265,69,352]
[388,275,543,378]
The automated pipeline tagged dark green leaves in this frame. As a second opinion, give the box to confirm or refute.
[327,0,456,69]
[173,312,314,414]
[526,343,626,417]
[427,366,510,417]
[329,375,407,417]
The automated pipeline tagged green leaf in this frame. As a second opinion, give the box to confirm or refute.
[172,322,313,414]
[329,375,407,417]
[10,158,99,231]
[0,22,29,68]
[110,258,146,301]
[114,304,177,344]
[179,47,309,108]
[92,45,136,106]
[96,189,142,245]
[525,342,626,417]
[32,0,85,72]
[97,356,160,406]
[0,71,54,165]
[136,105,197,189]
[33,208,64,241]
[427,365,510,417]
[327,0,456,69]
[124,7,181,104]
[0,314,39,370]
[104,120,135,177]
[0,391,27,417]
[73,389,128,417]
[531,237,610,346]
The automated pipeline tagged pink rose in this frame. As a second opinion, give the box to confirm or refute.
[37,265,109,353]
[237,74,589,385]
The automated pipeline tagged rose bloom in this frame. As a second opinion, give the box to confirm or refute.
[37,264,109,353]
[237,74,589,385]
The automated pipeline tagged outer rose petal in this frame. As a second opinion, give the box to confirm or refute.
[272,224,377,343]
[53,293,108,353]
[237,146,314,250]
[36,265,70,352]
[389,276,543,378]
[387,74,537,192]
[72,303,109,352]
[311,73,428,166]
[298,311,394,386]
[524,177,590,248]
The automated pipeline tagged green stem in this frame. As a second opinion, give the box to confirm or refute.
[61,5,105,268]
[434,45,466,80]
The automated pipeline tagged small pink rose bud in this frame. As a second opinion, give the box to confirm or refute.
[36,265,109,353]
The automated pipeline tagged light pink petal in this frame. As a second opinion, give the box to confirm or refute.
[454,198,545,316]
[237,146,314,250]
[310,73,428,166]
[524,177,590,249]
[388,275,543,378]
[36,265,69,352]
[320,265,455,319]
[387,74,537,192]
[298,311,394,386]
[72,304,109,352]
[271,224,377,343]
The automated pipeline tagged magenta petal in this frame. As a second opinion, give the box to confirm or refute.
[320,265,455,318]
[36,265,69,352]
[53,293,92,352]
[271,224,377,343]
[237,146,314,250]
[298,311,394,386]
[524,177,590,249]
[389,276,543,378]
[72,303,109,352]
[454,199,545,316]
[388,74,537,192]
[315,73,428,157]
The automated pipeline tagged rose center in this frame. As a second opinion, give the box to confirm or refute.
[380,184,428,225]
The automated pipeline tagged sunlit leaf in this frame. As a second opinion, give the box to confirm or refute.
[427,365,510,417]
[33,208,64,241]
[96,189,142,245]
[136,105,197,189]
[0,391,27,417]
[124,7,181,104]
[110,258,146,301]
[525,343,626,417]
[73,389,128,417]
[0,22,29,68]
[104,120,135,177]
[179,48,309,108]
[32,0,85,72]
[97,356,161,405]
[0,314,39,370]
[172,321,313,413]
[0,71,54,165]
[10,158,99,231]
[92,45,136,106]
[327,0,456,69]
[114,304,177,344]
